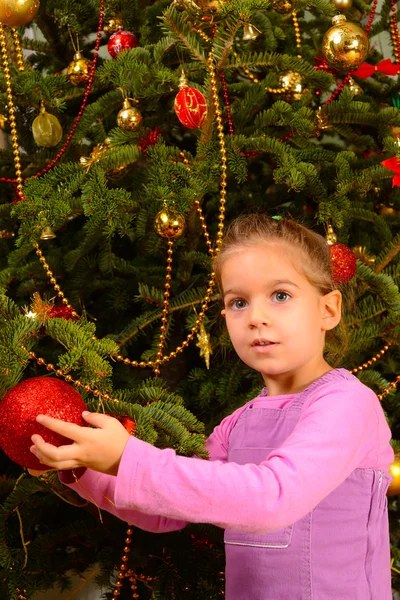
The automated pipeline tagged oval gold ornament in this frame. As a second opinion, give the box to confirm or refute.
[0,0,40,26]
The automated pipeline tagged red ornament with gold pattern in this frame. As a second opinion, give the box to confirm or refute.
[108,26,138,59]
[174,71,208,129]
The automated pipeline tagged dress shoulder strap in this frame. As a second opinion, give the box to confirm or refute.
[291,368,354,408]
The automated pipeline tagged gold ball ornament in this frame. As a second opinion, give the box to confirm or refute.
[279,72,305,101]
[103,15,123,36]
[322,15,369,72]
[154,209,185,239]
[271,0,293,13]
[332,0,352,11]
[117,99,142,132]
[67,52,91,87]
[348,76,362,96]
[0,0,39,26]
[387,458,400,496]
[32,105,63,148]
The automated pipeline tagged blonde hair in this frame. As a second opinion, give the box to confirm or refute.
[213,214,335,295]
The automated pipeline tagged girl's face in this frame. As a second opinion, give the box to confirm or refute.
[220,243,342,395]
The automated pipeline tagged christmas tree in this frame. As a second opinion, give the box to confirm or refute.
[0,0,400,597]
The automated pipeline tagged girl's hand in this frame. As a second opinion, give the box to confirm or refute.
[30,411,130,476]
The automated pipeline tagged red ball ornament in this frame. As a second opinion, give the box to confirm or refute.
[174,86,208,129]
[0,377,87,469]
[107,26,138,58]
[329,243,357,285]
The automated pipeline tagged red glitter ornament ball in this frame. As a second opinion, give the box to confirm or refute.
[174,86,208,129]
[329,243,357,285]
[107,27,138,58]
[0,377,87,469]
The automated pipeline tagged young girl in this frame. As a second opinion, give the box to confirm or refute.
[29,215,394,599]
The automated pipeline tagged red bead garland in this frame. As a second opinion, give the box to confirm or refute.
[1,0,105,187]
[321,0,378,105]
[219,72,234,134]
[390,1,400,64]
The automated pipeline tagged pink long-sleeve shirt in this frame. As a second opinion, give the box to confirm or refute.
[60,372,393,534]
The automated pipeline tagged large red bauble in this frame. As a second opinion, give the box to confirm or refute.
[107,27,138,59]
[329,243,357,285]
[174,86,208,129]
[0,377,87,469]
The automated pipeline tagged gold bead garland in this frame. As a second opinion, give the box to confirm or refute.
[153,240,174,377]
[195,199,214,257]
[112,526,134,599]
[25,349,120,403]
[33,243,78,318]
[349,343,390,374]
[10,27,25,71]
[377,374,400,401]
[0,23,24,197]
[292,10,302,56]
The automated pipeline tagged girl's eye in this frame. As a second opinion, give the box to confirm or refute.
[272,291,291,303]
[229,298,248,310]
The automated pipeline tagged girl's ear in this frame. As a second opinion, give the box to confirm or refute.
[321,290,342,331]
[221,309,226,318]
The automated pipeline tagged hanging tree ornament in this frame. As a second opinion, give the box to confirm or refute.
[279,72,305,101]
[322,15,369,72]
[326,224,357,285]
[32,102,63,147]
[388,456,400,496]
[117,97,143,131]
[332,0,352,11]
[174,70,208,129]
[103,15,123,36]
[154,205,185,239]
[108,26,138,59]
[196,321,212,369]
[242,23,261,41]
[67,51,91,86]
[348,76,362,96]
[0,0,39,27]
[271,0,293,13]
[66,27,91,87]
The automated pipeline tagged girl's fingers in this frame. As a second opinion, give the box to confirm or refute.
[30,438,78,465]
[35,414,84,440]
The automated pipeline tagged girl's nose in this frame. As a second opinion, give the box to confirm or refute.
[248,304,271,329]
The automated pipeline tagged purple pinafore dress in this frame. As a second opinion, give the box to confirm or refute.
[224,371,392,599]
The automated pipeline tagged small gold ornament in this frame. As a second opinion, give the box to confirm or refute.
[79,140,110,171]
[32,104,63,147]
[279,72,304,101]
[333,0,352,11]
[40,226,56,240]
[242,23,260,41]
[196,322,212,369]
[0,0,40,26]
[0,114,7,130]
[117,98,143,132]
[103,15,123,36]
[326,223,337,244]
[66,51,91,87]
[322,15,370,72]
[154,208,185,239]
[271,0,293,13]
[351,246,376,266]
[348,76,362,96]
[0,229,15,239]
[388,457,400,496]
[314,109,329,136]
[377,203,397,215]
